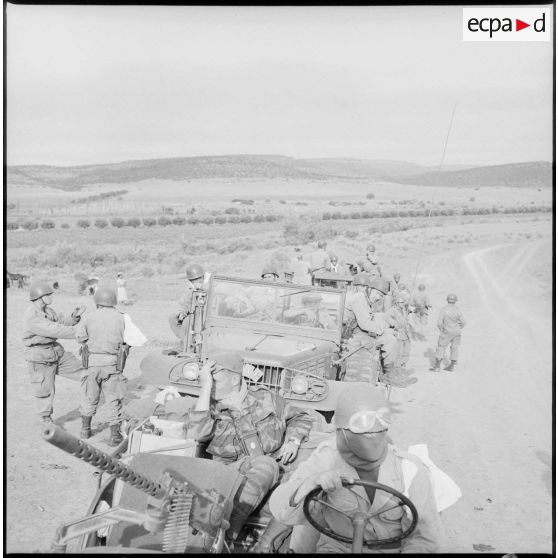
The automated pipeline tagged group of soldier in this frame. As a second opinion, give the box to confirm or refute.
[20,239,465,552]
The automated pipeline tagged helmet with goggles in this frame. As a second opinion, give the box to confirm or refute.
[334,383,391,433]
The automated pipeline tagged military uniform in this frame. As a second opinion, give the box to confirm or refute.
[269,438,441,553]
[22,306,82,419]
[387,304,411,367]
[342,291,399,381]
[410,292,431,322]
[168,273,210,340]
[308,249,331,274]
[436,304,466,361]
[184,386,313,538]
[77,307,127,425]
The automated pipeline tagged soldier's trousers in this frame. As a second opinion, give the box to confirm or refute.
[436,332,461,360]
[27,351,83,418]
[168,312,189,341]
[80,365,128,425]
[377,331,399,367]
[228,455,280,538]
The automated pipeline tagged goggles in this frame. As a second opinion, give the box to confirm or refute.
[345,409,391,434]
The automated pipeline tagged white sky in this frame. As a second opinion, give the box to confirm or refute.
[6,5,554,167]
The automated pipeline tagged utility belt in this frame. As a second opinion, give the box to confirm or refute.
[80,343,130,371]
[232,414,265,458]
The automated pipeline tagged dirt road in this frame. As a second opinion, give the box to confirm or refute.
[6,238,552,553]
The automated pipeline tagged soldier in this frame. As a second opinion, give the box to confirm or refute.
[168,263,209,341]
[269,383,441,553]
[77,287,129,446]
[116,272,128,304]
[290,251,312,285]
[342,274,405,386]
[431,293,466,372]
[184,351,313,541]
[365,243,382,277]
[390,273,402,299]
[308,240,331,275]
[328,254,341,273]
[410,283,431,325]
[22,282,84,424]
[261,263,280,282]
[387,294,412,368]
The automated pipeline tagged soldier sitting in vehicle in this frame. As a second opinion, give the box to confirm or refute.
[183,351,313,542]
[268,383,441,553]
[282,293,336,329]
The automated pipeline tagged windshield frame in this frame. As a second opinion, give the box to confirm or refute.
[204,275,345,343]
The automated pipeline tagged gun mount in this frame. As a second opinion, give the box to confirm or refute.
[43,425,243,553]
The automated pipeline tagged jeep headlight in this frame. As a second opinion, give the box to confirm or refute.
[182,361,200,381]
[291,375,309,395]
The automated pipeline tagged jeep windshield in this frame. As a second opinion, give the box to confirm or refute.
[205,276,345,340]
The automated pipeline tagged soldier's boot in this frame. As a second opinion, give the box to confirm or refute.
[80,415,92,439]
[444,360,457,372]
[429,359,442,372]
[107,424,123,447]
[252,518,293,553]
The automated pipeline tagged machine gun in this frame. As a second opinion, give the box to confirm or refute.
[43,425,243,553]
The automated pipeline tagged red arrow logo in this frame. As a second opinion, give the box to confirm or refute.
[516,19,530,31]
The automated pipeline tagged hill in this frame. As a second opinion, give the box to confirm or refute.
[7,156,551,191]
[395,161,552,188]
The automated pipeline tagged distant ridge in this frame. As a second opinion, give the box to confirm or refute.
[7,155,551,190]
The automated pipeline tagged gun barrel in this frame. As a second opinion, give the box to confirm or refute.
[42,425,166,499]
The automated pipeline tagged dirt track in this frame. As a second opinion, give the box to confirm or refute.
[6,238,553,553]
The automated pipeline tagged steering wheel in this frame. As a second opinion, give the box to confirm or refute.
[303,478,418,553]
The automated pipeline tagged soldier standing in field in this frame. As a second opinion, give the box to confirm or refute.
[431,293,466,372]
[183,351,313,542]
[22,282,85,424]
[77,287,129,446]
[168,263,209,342]
[116,272,128,304]
[387,294,412,368]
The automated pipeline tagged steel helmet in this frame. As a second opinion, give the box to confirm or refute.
[418,284,426,291]
[317,240,327,249]
[447,293,458,303]
[211,350,244,375]
[29,282,54,301]
[186,263,205,281]
[94,287,117,307]
[370,278,390,295]
[352,273,371,288]
[261,263,279,278]
[366,244,376,253]
[334,383,391,432]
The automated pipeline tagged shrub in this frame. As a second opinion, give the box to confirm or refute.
[41,220,55,229]
[200,217,214,225]
[227,215,241,224]
[158,216,171,226]
[214,215,227,224]
[187,216,200,225]
[344,230,359,239]
[253,215,266,223]
[127,217,141,228]
[225,207,240,215]
[94,218,109,229]
[61,222,70,229]
[77,219,91,229]
[350,212,361,219]
[469,197,475,202]
[322,212,331,220]
[265,214,278,222]
[279,200,287,204]
[240,215,252,223]
[7,222,19,230]
[366,193,375,199]
[7,203,16,210]
[111,217,125,228]
[143,217,157,227]
[331,211,342,220]
[172,216,186,226]
[21,220,39,231]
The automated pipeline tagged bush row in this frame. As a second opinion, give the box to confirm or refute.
[7,213,282,231]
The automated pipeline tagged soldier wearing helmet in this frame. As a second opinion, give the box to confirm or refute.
[387,293,412,368]
[431,293,466,372]
[116,272,128,304]
[261,263,280,282]
[410,283,431,332]
[342,274,405,385]
[308,240,332,277]
[184,350,313,542]
[365,243,382,277]
[168,263,210,342]
[22,282,85,424]
[76,287,131,445]
[269,383,441,553]
[328,254,340,273]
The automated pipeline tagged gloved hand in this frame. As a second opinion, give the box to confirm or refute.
[277,439,300,465]
[71,305,86,323]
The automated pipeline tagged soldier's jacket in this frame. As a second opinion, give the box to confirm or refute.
[76,307,125,367]
[387,305,411,341]
[308,249,331,274]
[410,292,431,309]
[184,387,313,464]
[22,306,77,363]
[437,304,466,335]
[177,274,211,315]
[343,291,386,337]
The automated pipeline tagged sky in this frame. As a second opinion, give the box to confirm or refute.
[6,5,554,167]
